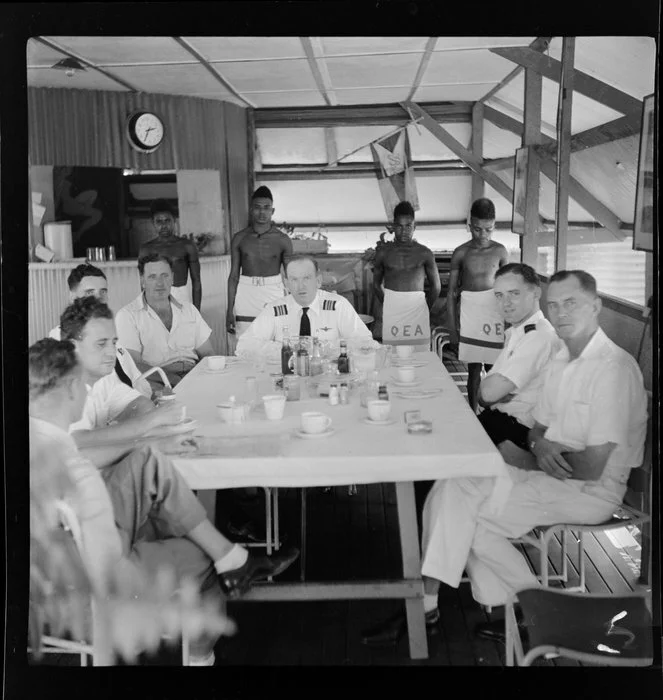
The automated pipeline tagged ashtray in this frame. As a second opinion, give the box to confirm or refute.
[407,420,433,435]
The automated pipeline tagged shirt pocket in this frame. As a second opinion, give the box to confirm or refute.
[560,399,591,450]
[172,320,198,350]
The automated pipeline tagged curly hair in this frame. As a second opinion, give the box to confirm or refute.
[470,197,496,220]
[29,338,79,401]
[60,297,113,341]
[393,201,415,219]
[138,252,174,276]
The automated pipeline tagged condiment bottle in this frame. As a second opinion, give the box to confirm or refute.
[295,344,310,376]
[378,383,389,401]
[309,338,323,376]
[328,383,339,406]
[337,340,350,374]
[281,326,294,375]
[339,382,349,405]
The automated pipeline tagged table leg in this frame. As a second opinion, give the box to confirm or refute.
[395,481,428,660]
[300,488,307,582]
[197,489,217,524]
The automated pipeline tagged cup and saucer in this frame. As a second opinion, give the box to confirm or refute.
[391,378,421,388]
[203,356,230,374]
[363,399,395,426]
[294,412,335,439]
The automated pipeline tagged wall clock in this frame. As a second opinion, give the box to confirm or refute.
[126,111,165,153]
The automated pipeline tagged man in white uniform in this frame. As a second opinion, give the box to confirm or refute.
[116,253,215,388]
[362,270,647,647]
[49,262,151,398]
[236,255,374,360]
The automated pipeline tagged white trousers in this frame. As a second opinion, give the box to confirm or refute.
[421,466,617,606]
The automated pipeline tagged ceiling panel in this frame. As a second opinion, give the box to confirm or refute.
[185,37,306,61]
[110,64,233,96]
[219,59,316,91]
[483,120,522,159]
[334,87,411,105]
[320,37,428,56]
[257,128,327,165]
[490,70,525,110]
[424,49,516,85]
[408,122,472,160]
[326,53,421,88]
[27,67,130,91]
[239,91,326,108]
[38,36,192,65]
[433,37,535,51]
[413,83,496,102]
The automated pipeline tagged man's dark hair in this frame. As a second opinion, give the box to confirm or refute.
[60,297,113,341]
[470,197,496,220]
[495,263,540,288]
[549,269,598,298]
[394,201,415,219]
[138,252,174,275]
[29,338,79,401]
[284,255,319,277]
[150,198,176,219]
[67,263,106,292]
[252,186,274,202]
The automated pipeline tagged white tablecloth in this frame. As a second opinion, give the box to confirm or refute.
[173,351,511,512]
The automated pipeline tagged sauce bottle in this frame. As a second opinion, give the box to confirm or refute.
[337,340,350,374]
[281,326,294,375]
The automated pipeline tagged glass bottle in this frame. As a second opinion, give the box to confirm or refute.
[295,343,310,376]
[378,383,389,401]
[337,340,350,374]
[339,382,349,405]
[281,325,294,375]
[309,338,323,377]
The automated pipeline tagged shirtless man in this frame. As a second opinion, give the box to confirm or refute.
[226,186,293,336]
[373,201,440,347]
[139,199,202,310]
[447,198,508,412]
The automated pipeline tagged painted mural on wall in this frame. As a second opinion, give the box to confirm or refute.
[54,166,123,257]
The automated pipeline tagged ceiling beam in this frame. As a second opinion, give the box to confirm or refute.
[484,156,515,171]
[471,102,485,201]
[406,37,438,101]
[34,37,139,92]
[478,36,552,104]
[173,37,255,108]
[487,97,558,135]
[402,100,517,208]
[300,37,337,107]
[254,102,473,128]
[490,46,642,115]
[258,160,471,181]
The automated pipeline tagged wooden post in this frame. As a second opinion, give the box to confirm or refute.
[554,38,575,271]
[247,107,256,197]
[521,68,542,268]
[471,102,485,203]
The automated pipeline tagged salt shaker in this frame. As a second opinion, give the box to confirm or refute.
[328,383,339,406]
[339,382,349,405]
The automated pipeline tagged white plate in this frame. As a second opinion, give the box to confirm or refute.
[294,427,336,439]
[391,359,427,368]
[390,378,421,387]
[362,417,396,426]
[394,389,442,399]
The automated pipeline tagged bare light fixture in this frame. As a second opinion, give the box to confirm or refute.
[51,57,87,77]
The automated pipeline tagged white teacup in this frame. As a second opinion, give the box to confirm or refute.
[300,411,332,434]
[367,399,391,422]
[396,365,416,383]
[395,345,414,359]
[207,356,226,371]
[216,402,248,424]
[262,394,286,421]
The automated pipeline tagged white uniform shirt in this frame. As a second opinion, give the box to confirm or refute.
[49,325,152,398]
[115,293,211,367]
[486,310,562,428]
[30,416,124,592]
[236,290,373,358]
[69,372,142,432]
[532,327,647,504]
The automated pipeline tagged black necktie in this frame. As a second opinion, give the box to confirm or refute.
[114,357,133,388]
[299,307,311,336]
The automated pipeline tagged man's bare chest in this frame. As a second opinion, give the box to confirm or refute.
[463,248,502,273]
[148,239,188,261]
[241,235,283,259]
[385,248,426,271]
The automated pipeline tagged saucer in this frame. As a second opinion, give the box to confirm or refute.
[391,377,421,387]
[362,417,396,426]
[294,427,336,439]
[203,367,230,375]
[393,389,442,399]
[392,359,427,368]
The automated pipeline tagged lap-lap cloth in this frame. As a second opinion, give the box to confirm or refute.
[458,289,504,363]
[381,289,430,346]
[235,274,286,336]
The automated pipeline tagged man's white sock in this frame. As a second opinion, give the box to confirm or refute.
[424,593,438,613]
[214,544,249,574]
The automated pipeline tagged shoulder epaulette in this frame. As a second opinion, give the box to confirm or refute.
[524,323,536,333]
[322,299,337,311]
[273,304,288,317]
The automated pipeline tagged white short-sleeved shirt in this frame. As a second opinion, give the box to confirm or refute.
[69,372,142,432]
[235,289,374,359]
[115,293,211,367]
[30,416,123,592]
[532,327,648,504]
[485,310,563,427]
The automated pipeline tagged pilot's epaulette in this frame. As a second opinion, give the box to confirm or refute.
[322,299,337,311]
[524,323,536,333]
[273,304,288,317]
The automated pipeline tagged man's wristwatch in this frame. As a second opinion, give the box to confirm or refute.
[529,438,538,453]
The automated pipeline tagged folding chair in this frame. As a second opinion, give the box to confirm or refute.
[505,587,654,666]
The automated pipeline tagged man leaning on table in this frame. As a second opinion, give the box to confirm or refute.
[362,269,648,647]
[235,254,374,358]
[115,253,215,388]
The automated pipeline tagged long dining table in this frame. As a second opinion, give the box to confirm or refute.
[172,349,510,659]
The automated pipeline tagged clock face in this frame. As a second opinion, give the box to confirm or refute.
[127,112,164,152]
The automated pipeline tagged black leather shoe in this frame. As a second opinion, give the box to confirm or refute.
[360,609,440,647]
[226,519,266,544]
[474,611,527,645]
[219,546,300,599]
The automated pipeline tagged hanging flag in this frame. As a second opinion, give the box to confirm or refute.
[370,128,419,219]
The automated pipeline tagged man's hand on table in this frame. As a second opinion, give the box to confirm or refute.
[531,438,577,480]
[151,434,199,455]
[142,400,187,434]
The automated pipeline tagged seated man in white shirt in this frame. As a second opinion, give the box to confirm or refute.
[49,262,151,398]
[115,253,215,388]
[236,254,374,361]
[362,269,648,647]
[30,338,300,664]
